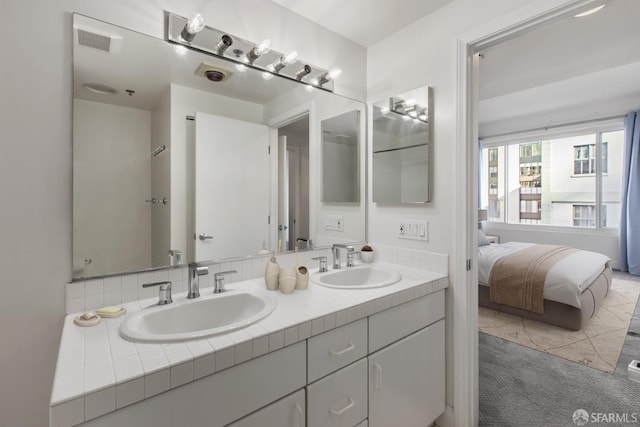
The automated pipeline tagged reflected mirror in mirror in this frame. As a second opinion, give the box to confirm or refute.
[321,110,360,203]
[372,87,431,203]
[73,14,366,279]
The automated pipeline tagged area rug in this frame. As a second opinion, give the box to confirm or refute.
[479,275,640,373]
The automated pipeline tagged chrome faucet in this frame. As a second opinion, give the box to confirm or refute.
[188,263,208,299]
[142,281,172,305]
[214,270,237,293]
[332,244,354,269]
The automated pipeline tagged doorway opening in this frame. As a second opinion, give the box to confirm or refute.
[277,115,310,252]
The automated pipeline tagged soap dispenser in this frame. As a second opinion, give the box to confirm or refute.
[265,252,280,290]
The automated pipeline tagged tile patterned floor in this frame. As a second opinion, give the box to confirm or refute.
[479,277,640,373]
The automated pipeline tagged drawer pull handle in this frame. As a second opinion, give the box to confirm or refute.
[330,397,355,415]
[329,342,355,356]
[373,362,383,390]
[294,403,304,427]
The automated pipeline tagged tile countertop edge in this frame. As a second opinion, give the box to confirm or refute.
[50,262,448,424]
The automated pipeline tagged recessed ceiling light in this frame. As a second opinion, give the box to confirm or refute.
[82,83,118,95]
[574,4,605,18]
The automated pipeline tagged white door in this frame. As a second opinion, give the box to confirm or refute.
[278,135,289,251]
[368,320,445,427]
[195,112,270,261]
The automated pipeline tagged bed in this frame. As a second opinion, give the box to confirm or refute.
[477,236,612,331]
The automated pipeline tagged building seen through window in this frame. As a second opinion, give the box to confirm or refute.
[480,128,622,228]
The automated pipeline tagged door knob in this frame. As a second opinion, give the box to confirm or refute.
[199,233,213,241]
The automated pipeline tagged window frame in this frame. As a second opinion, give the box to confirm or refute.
[479,119,622,230]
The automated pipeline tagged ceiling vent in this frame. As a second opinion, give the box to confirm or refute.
[74,25,123,54]
[195,63,233,82]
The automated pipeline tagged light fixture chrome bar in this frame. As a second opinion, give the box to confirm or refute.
[165,11,337,92]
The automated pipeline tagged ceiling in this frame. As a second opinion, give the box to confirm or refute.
[478,0,640,137]
[270,0,453,47]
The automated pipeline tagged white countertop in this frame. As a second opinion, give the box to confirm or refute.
[50,262,447,425]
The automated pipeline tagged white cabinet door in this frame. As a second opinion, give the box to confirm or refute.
[228,389,305,427]
[368,320,445,427]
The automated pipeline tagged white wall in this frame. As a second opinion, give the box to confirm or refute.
[74,100,152,276]
[151,87,172,267]
[366,0,533,411]
[0,1,365,425]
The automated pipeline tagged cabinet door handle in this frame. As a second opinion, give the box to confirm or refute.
[329,342,355,356]
[293,403,304,427]
[373,362,383,390]
[330,397,355,415]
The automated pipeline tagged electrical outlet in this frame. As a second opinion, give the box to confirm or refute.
[398,220,428,241]
[324,215,344,232]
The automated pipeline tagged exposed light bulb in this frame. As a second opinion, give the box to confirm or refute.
[418,113,427,121]
[180,13,205,42]
[327,67,342,80]
[246,39,271,63]
[380,107,390,114]
[317,67,342,86]
[273,51,299,72]
[408,111,417,118]
[255,39,271,55]
[262,72,274,80]
[305,84,315,92]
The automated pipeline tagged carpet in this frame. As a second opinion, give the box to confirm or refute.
[479,332,640,427]
[479,274,640,373]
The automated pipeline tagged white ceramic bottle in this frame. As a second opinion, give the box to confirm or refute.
[264,252,280,290]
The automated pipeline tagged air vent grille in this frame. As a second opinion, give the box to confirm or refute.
[77,29,111,52]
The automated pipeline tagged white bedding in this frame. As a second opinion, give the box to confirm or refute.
[478,242,610,308]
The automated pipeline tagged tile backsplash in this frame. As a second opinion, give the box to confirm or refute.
[65,244,448,314]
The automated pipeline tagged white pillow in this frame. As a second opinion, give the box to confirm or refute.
[478,229,490,246]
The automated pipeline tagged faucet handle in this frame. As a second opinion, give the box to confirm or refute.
[214,270,237,293]
[142,281,172,305]
[311,256,328,273]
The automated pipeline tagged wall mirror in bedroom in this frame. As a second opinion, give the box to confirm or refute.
[371,86,432,203]
[72,14,366,279]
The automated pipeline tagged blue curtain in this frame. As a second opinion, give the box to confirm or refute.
[619,111,640,275]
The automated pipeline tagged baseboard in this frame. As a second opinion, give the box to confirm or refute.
[435,405,455,427]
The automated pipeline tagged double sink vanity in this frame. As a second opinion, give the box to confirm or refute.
[60,11,445,427]
[50,260,447,427]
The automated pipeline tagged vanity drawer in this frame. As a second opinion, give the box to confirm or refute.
[369,289,444,353]
[307,318,367,382]
[228,389,305,427]
[307,359,368,427]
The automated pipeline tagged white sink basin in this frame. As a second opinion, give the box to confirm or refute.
[119,290,277,343]
[311,265,402,289]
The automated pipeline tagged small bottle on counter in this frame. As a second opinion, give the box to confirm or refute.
[265,252,280,290]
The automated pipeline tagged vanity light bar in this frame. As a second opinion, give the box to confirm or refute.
[389,97,429,124]
[165,11,338,92]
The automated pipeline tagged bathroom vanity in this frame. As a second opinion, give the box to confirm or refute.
[50,263,447,427]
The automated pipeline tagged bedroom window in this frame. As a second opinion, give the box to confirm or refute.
[480,123,623,229]
[573,142,608,175]
[573,204,607,227]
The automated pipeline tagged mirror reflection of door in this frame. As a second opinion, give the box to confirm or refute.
[194,112,271,261]
[278,116,310,251]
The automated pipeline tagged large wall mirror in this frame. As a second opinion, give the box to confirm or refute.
[372,87,431,203]
[73,14,366,279]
